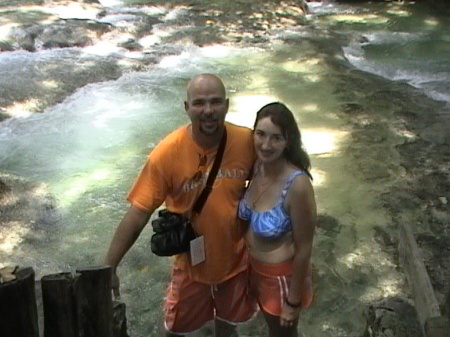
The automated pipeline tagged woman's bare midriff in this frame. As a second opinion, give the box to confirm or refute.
[245,230,295,264]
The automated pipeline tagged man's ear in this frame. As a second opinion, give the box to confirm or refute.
[225,98,229,112]
[184,101,189,112]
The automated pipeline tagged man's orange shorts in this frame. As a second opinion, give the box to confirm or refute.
[164,267,256,334]
[249,257,313,317]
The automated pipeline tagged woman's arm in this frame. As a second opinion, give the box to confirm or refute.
[281,174,317,325]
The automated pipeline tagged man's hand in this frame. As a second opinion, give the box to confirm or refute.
[112,270,121,300]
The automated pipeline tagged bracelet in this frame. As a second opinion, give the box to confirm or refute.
[285,298,301,308]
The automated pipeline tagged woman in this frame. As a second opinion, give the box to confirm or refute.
[239,102,316,337]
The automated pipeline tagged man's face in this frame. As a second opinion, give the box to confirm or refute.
[185,76,229,140]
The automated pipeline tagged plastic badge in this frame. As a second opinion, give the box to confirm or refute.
[190,235,205,266]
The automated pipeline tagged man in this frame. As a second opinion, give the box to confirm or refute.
[104,74,256,337]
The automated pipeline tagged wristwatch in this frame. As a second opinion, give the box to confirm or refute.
[285,298,301,308]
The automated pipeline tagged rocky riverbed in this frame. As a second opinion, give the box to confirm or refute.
[1,1,449,336]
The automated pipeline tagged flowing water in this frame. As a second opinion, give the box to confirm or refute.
[0,1,448,336]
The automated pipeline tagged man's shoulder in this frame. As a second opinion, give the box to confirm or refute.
[150,125,189,158]
[161,125,189,143]
[225,122,252,138]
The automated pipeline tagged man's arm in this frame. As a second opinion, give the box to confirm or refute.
[104,204,152,296]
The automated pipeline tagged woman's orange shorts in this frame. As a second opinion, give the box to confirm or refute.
[249,256,313,317]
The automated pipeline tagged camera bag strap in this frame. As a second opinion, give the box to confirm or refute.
[192,126,227,215]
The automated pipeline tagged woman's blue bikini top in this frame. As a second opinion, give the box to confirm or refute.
[238,170,306,239]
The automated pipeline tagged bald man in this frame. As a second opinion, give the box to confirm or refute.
[105,74,256,337]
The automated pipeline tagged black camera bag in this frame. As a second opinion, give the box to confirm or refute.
[150,210,197,256]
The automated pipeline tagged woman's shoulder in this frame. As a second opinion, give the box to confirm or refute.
[284,166,308,182]
[285,168,314,197]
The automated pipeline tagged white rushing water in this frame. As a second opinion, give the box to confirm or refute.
[315,2,450,105]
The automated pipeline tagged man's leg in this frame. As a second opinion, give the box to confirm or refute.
[213,270,257,337]
[214,319,238,337]
[165,268,215,335]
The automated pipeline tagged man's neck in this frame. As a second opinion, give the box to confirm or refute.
[190,125,224,150]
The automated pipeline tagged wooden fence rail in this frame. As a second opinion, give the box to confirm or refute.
[0,265,128,337]
[398,223,450,337]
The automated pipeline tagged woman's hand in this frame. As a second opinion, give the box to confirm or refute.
[280,301,300,327]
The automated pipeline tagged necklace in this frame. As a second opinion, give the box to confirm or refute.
[251,180,275,208]
[259,178,273,187]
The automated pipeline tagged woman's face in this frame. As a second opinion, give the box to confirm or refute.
[253,116,287,164]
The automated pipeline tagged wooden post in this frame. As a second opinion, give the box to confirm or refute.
[41,272,79,337]
[0,267,39,337]
[398,223,442,335]
[75,266,113,337]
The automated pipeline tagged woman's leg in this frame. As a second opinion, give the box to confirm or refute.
[261,311,299,337]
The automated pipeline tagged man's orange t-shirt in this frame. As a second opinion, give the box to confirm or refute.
[127,122,254,284]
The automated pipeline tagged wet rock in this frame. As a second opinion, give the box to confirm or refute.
[317,214,341,235]
[118,39,143,51]
[6,19,112,51]
[0,265,18,283]
[113,301,130,337]
[416,172,448,203]
[0,49,124,115]
[373,226,396,249]
[358,160,391,181]
[341,102,365,115]
[0,0,44,5]
[0,179,11,196]
[421,120,450,145]
[0,173,59,256]
[364,297,422,337]
[10,24,43,51]
[352,129,387,143]
[381,189,421,214]
[38,24,93,49]
[0,108,9,122]
[0,41,14,52]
